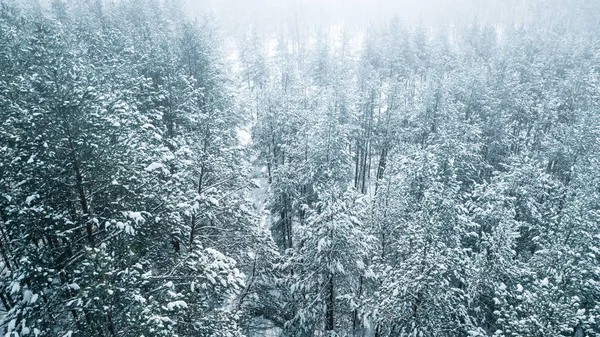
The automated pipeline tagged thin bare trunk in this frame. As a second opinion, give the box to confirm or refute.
[326,274,334,331]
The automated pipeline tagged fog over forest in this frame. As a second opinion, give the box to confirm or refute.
[184,0,596,31]
[0,0,599,336]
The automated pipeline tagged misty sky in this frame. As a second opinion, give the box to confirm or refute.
[182,0,599,38]
[185,0,528,31]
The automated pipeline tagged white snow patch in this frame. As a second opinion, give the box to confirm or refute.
[25,194,39,206]
[145,162,164,172]
[23,290,32,303]
[166,300,188,310]
[236,128,252,146]
[207,197,219,206]
[207,274,216,285]
[134,294,146,304]
[356,260,365,270]
[364,268,376,279]
[30,293,39,304]
[10,282,20,294]
[7,319,16,332]
[126,211,145,224]
[124,224,135,235]
[21,321,30,335]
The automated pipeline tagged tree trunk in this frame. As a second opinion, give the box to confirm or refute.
[375,147,387,193]
[0,235,12,272]
[354,140,361,189]
[326,274,334,331]
[68,135,94,246]
[189,213,197,246]
[353,275,363,335]
[106,312,116,337]
[0,293,10,311]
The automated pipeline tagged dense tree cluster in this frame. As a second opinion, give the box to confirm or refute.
[244,13,600,337]
[0,1,269,336]
[1,0,599,336]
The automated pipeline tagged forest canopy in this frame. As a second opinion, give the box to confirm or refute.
[0,0,599,336]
